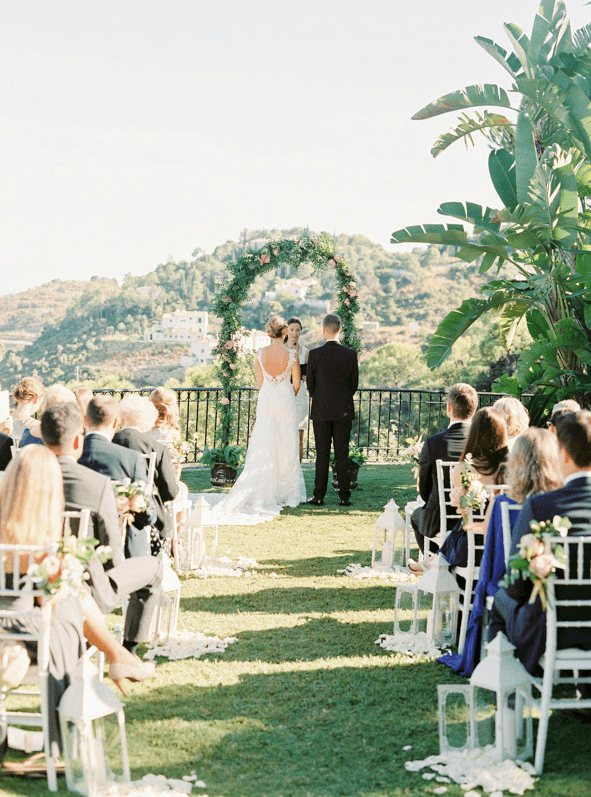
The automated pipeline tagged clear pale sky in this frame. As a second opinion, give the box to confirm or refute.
[1,0,589,296]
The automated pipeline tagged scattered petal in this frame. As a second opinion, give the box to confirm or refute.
[403,745,413,751]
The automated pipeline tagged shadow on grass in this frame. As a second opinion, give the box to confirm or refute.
[255,550,372,577]
[180,583,395,617]
[125,659,591,796]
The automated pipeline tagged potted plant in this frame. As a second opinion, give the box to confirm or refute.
[201,444,245,487]
[331,447,367,490]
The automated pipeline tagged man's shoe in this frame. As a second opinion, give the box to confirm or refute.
[339,499,352,507]
[307,498,324,506]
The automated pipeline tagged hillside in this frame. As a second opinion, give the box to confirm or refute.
[0,229,493,390]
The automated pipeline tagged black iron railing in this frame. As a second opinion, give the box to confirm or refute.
[96,387,503,462]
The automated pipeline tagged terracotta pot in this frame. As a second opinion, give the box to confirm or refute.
[332,463,360,491]
[210,463,237,488]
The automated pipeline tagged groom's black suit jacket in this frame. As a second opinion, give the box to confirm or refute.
[307,341,358,422]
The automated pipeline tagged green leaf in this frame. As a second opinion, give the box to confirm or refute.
[563,82,591,161]
[437,201,502,232]
[426,293,514,368]
[412,84,512,121]
[504,23,532,77]
[573,21,591,54]
[489,149,518,209]
[515,111,538,203]
[474,36,522,76]
[390,224,468,246]
[431,111,513,158]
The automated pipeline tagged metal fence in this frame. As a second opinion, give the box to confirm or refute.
[96,387,503,463]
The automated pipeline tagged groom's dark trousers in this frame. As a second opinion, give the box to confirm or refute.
[307,340,359,502]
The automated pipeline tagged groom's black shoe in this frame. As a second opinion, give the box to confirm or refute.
[339,499,352,507]
[307,497,324,506]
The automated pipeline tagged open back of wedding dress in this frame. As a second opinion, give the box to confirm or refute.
[206,348,307,525]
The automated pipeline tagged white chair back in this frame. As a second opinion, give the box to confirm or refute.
[0,543,58,791]
[142,452,157,493]
[61,509,91,540]
[533,534,591,773]
[435,459,461,538]
[500,501,522,568]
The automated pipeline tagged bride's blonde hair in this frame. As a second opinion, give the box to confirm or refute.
[266,315,288,339]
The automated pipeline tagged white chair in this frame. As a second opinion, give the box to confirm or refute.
[141,452,157,494]
[454,483,509,655]
[530,534,591,774]
[403,495,424,566]
[0,544,57,791]
[149,555,181,642]
[500,501,522,568]
[61,508,91,541]
[166,497,192,572]
[425,459,462,559]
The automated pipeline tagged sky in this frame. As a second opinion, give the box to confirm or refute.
[1,0,590,296]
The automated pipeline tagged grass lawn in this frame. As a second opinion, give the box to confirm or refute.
[3,464,590,796]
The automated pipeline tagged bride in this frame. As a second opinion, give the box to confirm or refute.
[215,315,307,524]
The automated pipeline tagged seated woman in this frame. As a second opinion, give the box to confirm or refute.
[408,406,509,573]
[20,384,77,447]
[148,387,181,446]
[11,377,44,445]
[493,396,529,450]
[0,446,156,759]
[440,427,563,675]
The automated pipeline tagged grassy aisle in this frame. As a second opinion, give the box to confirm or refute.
[5,465,590,796]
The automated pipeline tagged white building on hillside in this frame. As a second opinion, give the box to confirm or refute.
[264,277,317,302]
[144,310,209,342]
[180,335,217,367]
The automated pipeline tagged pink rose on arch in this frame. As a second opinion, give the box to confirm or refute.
[219,397,230,406]
[260,253,271,266]
[334,254,342,263]
[225,341,233,350]
[348,281,356,289]
[222,296,231,303]
[327,258,336,268]
[344,298,351,307]
[272,247,279,256]
[230,363,237,370]
[349,290,358,298]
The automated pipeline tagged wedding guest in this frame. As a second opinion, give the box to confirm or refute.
[409,406,509,573]
[410,383,478,555]
[492,397,529,449]
[285,318,310,462]
[79,395,156,558]
[41,402,163,655]
[441,427,562,676]
[0,446,155,757]
[148,386,181,444]
[552,398,581,414]
[20,384,77,447]
[113,395,179,549]
[0,432,12,472]
[11,376,44,444]
[72,384,94,422]
[489,410,591,676]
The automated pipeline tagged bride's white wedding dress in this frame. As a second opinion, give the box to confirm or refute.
[204,347,307,526]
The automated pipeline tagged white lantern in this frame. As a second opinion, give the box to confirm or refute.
[58,658,130,797]
[150,556,181,642]
[438,684,474,754]
[469,632,534,761]
[416,555,460,649]
[372,499,406,570]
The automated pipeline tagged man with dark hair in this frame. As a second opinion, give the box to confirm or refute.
[41,402,162,654]
[490,410,591,676]
[306,313,359,507]
[411,382,478,553]
[79,396,154,557]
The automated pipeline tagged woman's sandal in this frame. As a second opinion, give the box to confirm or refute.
[407,559,428,574]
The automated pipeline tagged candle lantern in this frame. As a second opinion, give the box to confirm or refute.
[469,633,533,761]
[58,658,130,797]
[372,499,405,570]
[393,582,420,635]
[150,556,181,642]
[415,555,460,649]
[438,684,474,754]
[177,497,209,572]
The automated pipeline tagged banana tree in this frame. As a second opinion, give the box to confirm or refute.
[391,0,591,418]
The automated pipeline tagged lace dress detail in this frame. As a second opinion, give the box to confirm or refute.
[205,347,307,525]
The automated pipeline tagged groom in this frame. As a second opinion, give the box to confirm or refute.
[307,313,359,507]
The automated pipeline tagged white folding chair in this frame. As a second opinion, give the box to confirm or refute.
[61,508,91,541]
[166,497,192,572]
[455,483,509,655]
[424,459,461,559]
[500,501,523,569]
[0,544,57,791]
[141,452,157,494]
[531,534,591,773]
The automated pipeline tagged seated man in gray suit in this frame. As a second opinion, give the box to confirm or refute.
[79,394,156,558]
[41,402,162,654]
[410,382,478,554]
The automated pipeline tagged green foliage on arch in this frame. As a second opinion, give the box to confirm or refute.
[211,233,361,450]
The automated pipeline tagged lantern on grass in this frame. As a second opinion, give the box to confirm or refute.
[58,658,130,797]
[372,499,405,570]
[150,557,181,642]
[438,684,474,754]
[469,632,533,761]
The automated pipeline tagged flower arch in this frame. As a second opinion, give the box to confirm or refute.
[212,233,361,450]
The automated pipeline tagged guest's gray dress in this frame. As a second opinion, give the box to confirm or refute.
[0,587,85,756]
